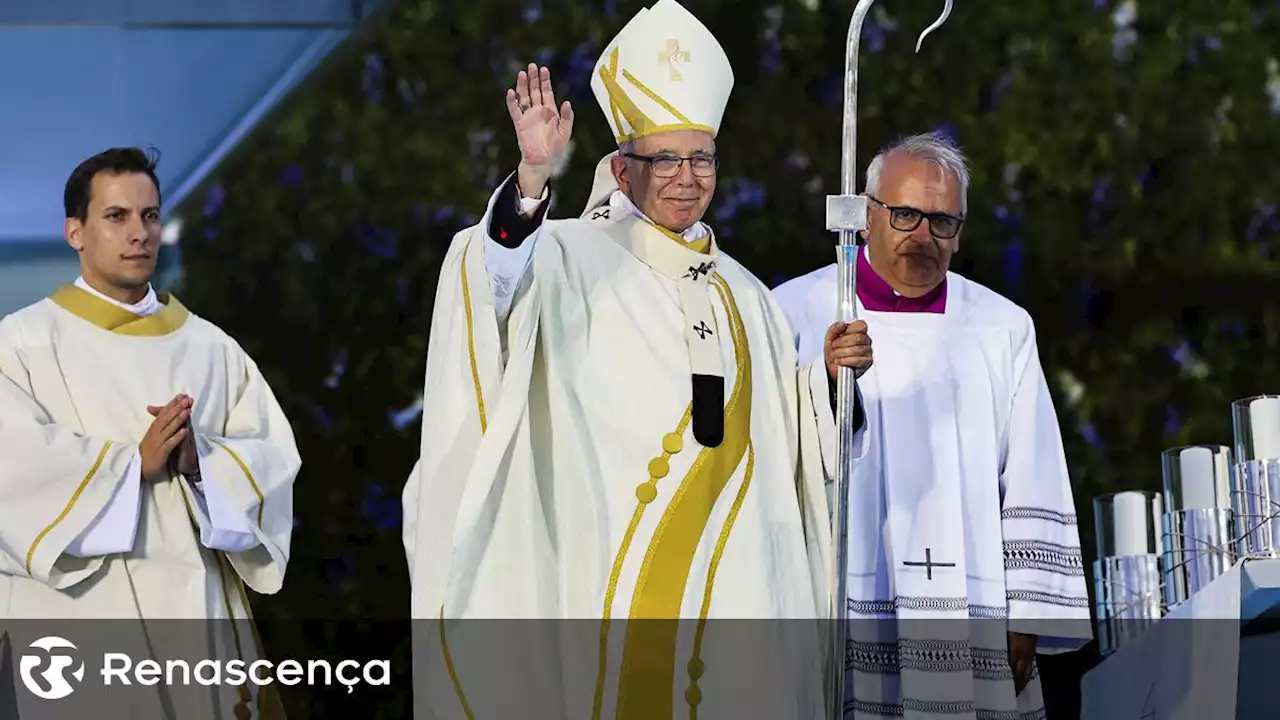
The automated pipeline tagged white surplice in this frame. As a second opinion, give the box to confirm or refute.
[401,172,839,719]
[773,254,1093,720]
[0,281,300,719]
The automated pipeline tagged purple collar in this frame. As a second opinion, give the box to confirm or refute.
[857,246,947,313]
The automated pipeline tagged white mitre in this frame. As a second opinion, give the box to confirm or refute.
[590,0,733,143]
[581,0,735,214]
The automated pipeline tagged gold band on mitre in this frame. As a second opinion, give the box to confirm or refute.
[590,0,734,145]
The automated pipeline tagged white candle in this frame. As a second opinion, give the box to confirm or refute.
[1249,396,1280,460]
[1113,491,1150,557]
[1177,447,1216,510]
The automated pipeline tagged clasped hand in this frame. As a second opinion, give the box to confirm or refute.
[139,394,199,482]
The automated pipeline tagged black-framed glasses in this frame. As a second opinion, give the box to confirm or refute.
[867,195,964,239]
[623,152,718,178]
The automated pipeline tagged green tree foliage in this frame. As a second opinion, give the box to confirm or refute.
[174,0,1280,715]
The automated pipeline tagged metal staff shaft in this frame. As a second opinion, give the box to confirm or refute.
[823,2,952,717]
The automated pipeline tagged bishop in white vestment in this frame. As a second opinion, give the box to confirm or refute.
[401,2,870,718]
[773,133,1093,719]
[0,148,300,719]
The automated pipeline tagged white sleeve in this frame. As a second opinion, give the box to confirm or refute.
[189,454,259,553]
[484,176,548,323]
[805,361,868,515]
[65,450,143,557]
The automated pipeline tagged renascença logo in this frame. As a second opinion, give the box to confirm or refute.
[19,636,86,700]
[17,637,391,699]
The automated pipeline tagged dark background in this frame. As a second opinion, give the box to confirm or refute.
[168,0,1280,716]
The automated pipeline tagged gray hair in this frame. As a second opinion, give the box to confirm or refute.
[864,131,970,214]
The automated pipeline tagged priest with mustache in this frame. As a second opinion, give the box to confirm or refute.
[773,131,1093,719]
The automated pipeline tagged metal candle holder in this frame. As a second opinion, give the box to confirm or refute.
[1160,445,1235,609]
[1093,490,1164,656]
[1230,395,1280,558]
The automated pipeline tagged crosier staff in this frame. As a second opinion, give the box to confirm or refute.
[823,1,953,717]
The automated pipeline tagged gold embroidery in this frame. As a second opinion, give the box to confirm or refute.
[599,48,713,143]
[592,405,694,720]
[614,274,752,719]
[658,39,691,81]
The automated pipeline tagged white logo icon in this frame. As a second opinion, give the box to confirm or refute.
[19,636,85,700]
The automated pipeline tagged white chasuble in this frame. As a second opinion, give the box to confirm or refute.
[0,285,300,720]
[403,186,837,719]
[773,260,1093,720]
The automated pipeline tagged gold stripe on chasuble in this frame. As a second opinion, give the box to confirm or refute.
[440,237,486,719]
[600,274,753,720]
[49,284,189,336]
[460,239,488,432]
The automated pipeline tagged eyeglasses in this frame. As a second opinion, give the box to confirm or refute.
[867,195,964,239]
[623,152,718,178]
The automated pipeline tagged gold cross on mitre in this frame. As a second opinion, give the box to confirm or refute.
[658,38,691,81]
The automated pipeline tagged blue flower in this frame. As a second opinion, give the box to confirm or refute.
[864,22,886,54]
[397,77,416,106]
[279,164,303,188]
[325,349,347,389]
[1079,423,1103,449]
[356,222,398,260]
[362,484,401,532]
[994,205,1022,231]
[1002,239,1024,285]
[203,184,224,218]
[1163,404,1182,436]
[1165,337,1194,370]
[523,0,542,23]
[714,177,767,223]
[309,403,333,432]
[362,52,385,103]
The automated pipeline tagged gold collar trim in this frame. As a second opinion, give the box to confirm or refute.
[641,217,712,255]
[49,284,190,337]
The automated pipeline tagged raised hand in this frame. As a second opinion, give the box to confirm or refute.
[140,394,192,481]
[505,63,574,198]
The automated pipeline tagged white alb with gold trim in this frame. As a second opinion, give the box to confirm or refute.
[0,286,300,719]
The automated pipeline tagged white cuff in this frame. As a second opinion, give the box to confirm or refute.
[189,454,259,552]
[518,188,548,215]
[66,450,143,557]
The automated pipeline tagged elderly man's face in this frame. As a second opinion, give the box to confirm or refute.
[865,152,965,296]
[612,129,717,234]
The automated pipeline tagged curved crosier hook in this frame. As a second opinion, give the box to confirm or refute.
[915,0,954,53]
